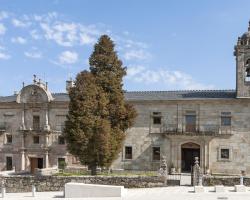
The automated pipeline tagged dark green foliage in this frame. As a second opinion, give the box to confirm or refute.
[65,35,137,175]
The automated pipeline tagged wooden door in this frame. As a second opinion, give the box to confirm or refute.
[30,158,38,174]
[181,148,200,172]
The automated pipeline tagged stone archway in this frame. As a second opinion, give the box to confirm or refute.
[181,142,200,173]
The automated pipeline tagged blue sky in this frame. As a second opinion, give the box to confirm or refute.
[0,0,250,95]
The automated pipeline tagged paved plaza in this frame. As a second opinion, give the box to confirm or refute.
[0,186,250,200]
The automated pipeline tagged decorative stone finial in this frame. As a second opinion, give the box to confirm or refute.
[194,156,199,165]
[22,82,25,88]
[33,75,37,83]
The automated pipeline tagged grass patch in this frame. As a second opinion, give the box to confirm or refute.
[54,171,157,177]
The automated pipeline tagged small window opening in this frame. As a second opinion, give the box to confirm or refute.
[245,59,250,81]
[125,146,132,159]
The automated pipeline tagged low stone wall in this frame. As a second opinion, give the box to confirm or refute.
[0,175,171,193]
[203,176,250,186]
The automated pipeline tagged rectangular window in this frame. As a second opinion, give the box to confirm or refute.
[58,158,66,169]
[58,136,65,145]
[221,116,231,126]
[153,117,161,124]
[221,148,230,159]
[152,112,162,125]
[152,147,161,161]
[6,157,12,170]
[125,146,132,159]
[185,114,196,132]
[33,136,39,144]
[0,122,6,131]
[6,134,12,144]
[33,115,40,130]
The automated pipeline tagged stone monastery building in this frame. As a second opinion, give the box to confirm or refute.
[1,23,250,175]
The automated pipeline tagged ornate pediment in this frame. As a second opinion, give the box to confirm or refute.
[16,84,54,104]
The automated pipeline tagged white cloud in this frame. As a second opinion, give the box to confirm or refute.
[40,21,102,47]
[127,65,145,77]
[57,51,78,64]
[30,29,42,40]
[0,23,6,35]
[80,33,96,45]
[40,22,78,47]
[12,18,31,27]
[124,49,151,61]
[11,36,27,44]
[24,50,42,59]
[0,52,10,60]
[126,66,214,90]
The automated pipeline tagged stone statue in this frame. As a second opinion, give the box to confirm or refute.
[158,156,168,186]
[192,157,202,186]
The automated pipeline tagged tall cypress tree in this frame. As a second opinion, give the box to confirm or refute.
[65,35,137,175]
[89,35,137,166]
[65,71,111,175]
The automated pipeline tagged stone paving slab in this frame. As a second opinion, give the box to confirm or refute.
[1,186,250,200]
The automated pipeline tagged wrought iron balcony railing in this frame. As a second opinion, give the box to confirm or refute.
[158,124,232,136]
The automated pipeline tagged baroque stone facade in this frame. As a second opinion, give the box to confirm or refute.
[111,22,250,175]
[1,23,250,175]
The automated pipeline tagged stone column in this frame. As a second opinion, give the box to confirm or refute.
[21,150,25,171]
[44,107,50,131]
[192,157,202,186]
[158,156,168,186]
[45,151,49,168]
[20,106,26,130]
[204,141,210,174]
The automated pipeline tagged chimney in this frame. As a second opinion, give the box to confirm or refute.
[66,78,74,92]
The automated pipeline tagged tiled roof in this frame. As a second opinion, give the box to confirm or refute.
[0,90,236,103]
[124,90,236,101]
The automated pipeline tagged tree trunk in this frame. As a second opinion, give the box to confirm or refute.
[90,164,97,175]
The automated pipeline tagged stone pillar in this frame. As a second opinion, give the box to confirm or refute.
[45,151,49,168]
[45,134,49,147]
[158,156,168,186]
[204,141,210,174]
[44,108,50,131]
[20,108,26,130]
[21,150,25,171]
[192,157,202,186]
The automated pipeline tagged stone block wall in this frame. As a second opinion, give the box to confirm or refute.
[0,175,168,193]
[203,176,250,186]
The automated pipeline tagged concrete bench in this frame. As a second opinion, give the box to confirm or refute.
[64,182,126,198]
[215,185,225,193]
[235,185,246,192]
[194,186,204,193]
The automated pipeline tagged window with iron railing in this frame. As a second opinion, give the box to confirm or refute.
[221,112,231,126]
[58,136,65,145]
[152,112,162,125]
[152,147,160,161]
[33,115,40,130]
[185,113,196,132]
[33,136,40,144]
[6,134,12,144]
[125,146,132,160]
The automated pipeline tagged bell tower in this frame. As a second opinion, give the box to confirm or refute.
[235,21,250,98]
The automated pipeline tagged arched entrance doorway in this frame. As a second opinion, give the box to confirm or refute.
[181,142,200,172]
